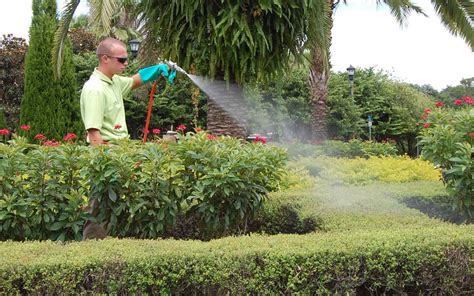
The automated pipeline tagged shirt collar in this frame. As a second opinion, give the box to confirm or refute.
[92,68,113,84]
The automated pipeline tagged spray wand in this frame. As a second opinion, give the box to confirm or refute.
[142,61,188,143]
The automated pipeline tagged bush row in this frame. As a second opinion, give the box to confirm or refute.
[295,155,441,185]
[0,226,472,294]
[277,139,398,159]
[0,132,287,240]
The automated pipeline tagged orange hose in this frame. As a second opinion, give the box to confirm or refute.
[143,80,157,143]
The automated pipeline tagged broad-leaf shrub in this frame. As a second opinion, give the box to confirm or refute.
[420,107,473,215]
[175,132,287,234]
[0,134,286,240]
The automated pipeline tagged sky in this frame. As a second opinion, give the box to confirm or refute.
[0,0,472,90]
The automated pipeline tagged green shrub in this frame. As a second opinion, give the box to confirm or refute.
[420,106,473,215]
[296,156,441,185]
[315,139,398,158]
[0,226,472,294]
[0,133,287,240]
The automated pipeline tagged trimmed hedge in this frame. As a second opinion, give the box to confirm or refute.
[0,226,472,294]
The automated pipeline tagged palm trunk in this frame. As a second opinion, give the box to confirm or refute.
[309,1,334,142]
[205,74,248,138]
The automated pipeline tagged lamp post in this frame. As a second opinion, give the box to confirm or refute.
[129,39,141,59]
[346,64,355,96]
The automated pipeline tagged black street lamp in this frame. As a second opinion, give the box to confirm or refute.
[346,64,355,96]
[129,39,141,59]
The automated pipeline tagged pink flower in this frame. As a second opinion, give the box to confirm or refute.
[423,122,430,129]
[63,133,77,141]
[453,99,463,106]
[423,108,432,114]
[43,140,60,147]
[468,132,474,137]
[20,124,31,131]
[34,134,46,140]
[0,128,9,136]
[422,113,428,121]
[463,96,474,105]
[176,124,186,132]
[207,134,217,140]
[152,128,161,134]
[435,101,444,107]
[254,135,267,144]
[114,124,122,130]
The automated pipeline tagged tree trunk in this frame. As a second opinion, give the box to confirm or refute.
[204,77,248,138]
[309,2,334,143]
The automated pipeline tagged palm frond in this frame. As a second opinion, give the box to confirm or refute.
[432,0,474,50]
[378,0,426,26]
[89,0,119,38]
[52,0,80,79]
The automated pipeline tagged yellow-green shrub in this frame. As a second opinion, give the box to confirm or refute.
[298,156,441,185]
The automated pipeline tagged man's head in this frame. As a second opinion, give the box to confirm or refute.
[96,38,128,76]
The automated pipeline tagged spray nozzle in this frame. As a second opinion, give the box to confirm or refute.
[166,60,188,75]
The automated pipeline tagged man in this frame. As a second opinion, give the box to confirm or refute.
[81,37,176,145]
[80,37,177,239]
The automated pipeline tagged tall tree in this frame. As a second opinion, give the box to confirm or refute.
[53,0,473,139]
[20,0,82,140]
[309,0,474,141]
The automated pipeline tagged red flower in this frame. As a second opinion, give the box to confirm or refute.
[423,122,430,128]
[43,140,60,147]
[468,132,474,137]
[254,135,267,144]
[176,124,186,132]
[435,101,444,107]
[152,128,161,134]
[463,96,474,105]
[195,127,203,133]
[114,124,122,130]
[34,134,46,140]
[207,134,218,140]
[63,133,77,141]
[422,113,429,121]
[423,108,432,114]
[20,124,31,131]
[453,99,463,106]
[0,128,9,136]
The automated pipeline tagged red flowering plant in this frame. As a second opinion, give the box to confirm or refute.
[176,124,187,133]
[0,128,10,144]
[419,106,473,215]
[63,133,77,143]
[151,128,161,141]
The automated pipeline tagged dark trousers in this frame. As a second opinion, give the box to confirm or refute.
[82,198,108,240]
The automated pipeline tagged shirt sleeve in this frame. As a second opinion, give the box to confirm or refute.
[80,86,105,130]
[115,75,134,97]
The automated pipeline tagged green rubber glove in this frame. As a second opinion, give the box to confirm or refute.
[138,63,169,83]
[168,69,177,84]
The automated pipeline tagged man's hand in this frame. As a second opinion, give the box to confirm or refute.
[87,128,104,146]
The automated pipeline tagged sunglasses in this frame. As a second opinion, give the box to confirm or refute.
[105,55,128,64]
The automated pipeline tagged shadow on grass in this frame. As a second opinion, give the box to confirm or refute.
[402,196,472,224]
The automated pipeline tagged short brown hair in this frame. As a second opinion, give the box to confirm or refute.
[96,37,126,57]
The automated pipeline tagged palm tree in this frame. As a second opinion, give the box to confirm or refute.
[53,0,473,139]
[309,0,474,141]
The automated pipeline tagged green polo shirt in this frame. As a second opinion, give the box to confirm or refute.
[80,68,134,141]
